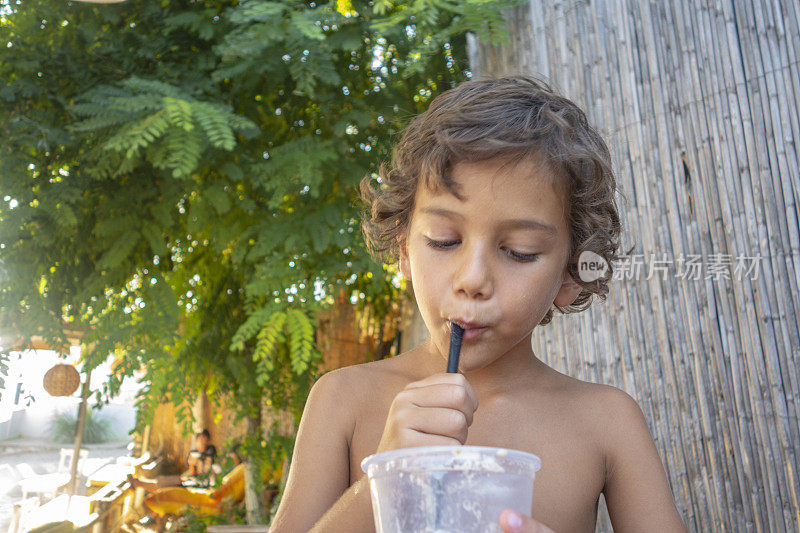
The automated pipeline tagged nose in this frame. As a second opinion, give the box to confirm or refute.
[452,243,493,300]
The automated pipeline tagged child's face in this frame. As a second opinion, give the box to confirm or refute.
[399,156,581,372]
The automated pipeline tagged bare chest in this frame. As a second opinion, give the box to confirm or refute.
[348,395,606,532]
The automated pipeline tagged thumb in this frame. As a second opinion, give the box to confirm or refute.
[499,509,556,533]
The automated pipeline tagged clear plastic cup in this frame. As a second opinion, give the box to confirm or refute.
[361,445,541,533]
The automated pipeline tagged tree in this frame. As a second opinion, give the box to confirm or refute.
[0,0,514,522]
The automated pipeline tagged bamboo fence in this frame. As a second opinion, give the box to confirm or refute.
[467,0,800,531]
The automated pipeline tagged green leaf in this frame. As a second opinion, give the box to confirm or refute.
[163,97,195,132]
[97,230,140,271]
[289,11,325,41]
[193,102,236,151]
[308,219,330,253]
[205,183,231,214]
[220,162,245,182]
[141,223,168,256]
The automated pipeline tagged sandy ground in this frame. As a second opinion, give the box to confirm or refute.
[0,438,129,531]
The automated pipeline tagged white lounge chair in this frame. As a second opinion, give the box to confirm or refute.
[17,448,89,501]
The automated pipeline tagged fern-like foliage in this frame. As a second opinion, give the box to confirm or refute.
[71,78,257,178]
[286,309,316,375]
[254,311,287,374]
[233,308,321,389]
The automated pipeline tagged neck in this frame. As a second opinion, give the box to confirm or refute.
[464,337,549,397]
[413,334,551,398]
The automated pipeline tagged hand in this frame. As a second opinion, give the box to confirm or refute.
[499,509,556,533]
[376,372,479,453]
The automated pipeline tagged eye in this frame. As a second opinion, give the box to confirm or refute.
[425,237,460,250]
[504,248,539,263]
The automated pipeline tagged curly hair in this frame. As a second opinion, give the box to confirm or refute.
[361,75,622,325]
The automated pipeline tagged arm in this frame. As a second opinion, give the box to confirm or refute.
[186,451,201,476]
[270,370,374,533]
[271,370,479,532]
[601,388,687,532]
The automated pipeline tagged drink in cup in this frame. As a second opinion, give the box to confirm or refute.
[361,445,541,533]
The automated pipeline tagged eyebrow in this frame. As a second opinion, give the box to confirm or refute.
[419,207,559,235]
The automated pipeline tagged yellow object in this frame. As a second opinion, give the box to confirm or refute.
[144,487,220,516]
[144,464,247,517]
[143,462,280,517]
[335,0,354,16]
[211,463,245,501]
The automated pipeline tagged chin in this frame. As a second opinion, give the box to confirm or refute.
[457,352,500,373]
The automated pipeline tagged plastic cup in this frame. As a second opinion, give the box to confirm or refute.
[361,445,541,533]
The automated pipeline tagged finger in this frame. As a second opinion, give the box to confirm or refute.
[404,407,469,443]
[499,509,556,533]
[404,374,479,412]
[396,428,462,448]
[397,385,477,424]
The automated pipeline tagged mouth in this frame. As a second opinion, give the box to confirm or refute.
[448,318,489,340]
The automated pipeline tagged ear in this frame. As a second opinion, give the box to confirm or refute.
[398,240,412,282]
[553,270,582,307]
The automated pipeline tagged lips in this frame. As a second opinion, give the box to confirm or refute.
[449,318,489,340]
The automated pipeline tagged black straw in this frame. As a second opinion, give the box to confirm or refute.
[446,324,464,373]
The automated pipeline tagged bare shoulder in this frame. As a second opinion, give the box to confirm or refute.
[578,381,643,422]
[563,379,686,531]
[306,364,377,432]
[542,373,651,458]
[313,362,376,399]
[547,376,685,530]
[310,354,420,423]
[575,383,650,449]
[544,373,655,461]
[546,371,642,422]
[573,380,652,460]
[317,354,418,395]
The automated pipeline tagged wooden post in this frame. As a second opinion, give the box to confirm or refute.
[192,388,210,433]
[68,368,91,496]
[141,424,151,456]
[133,424,151,509]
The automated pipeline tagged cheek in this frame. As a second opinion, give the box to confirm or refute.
[407,243,442,287]
[410,266,440,302]
[505,275,559,322]
[517,292,547,323]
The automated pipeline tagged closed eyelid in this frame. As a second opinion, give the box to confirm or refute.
[424,233,539,249]
[425,238,538,259]
[425,236,459,244]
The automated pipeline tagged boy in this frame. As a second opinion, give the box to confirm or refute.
[271,76,686,532]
